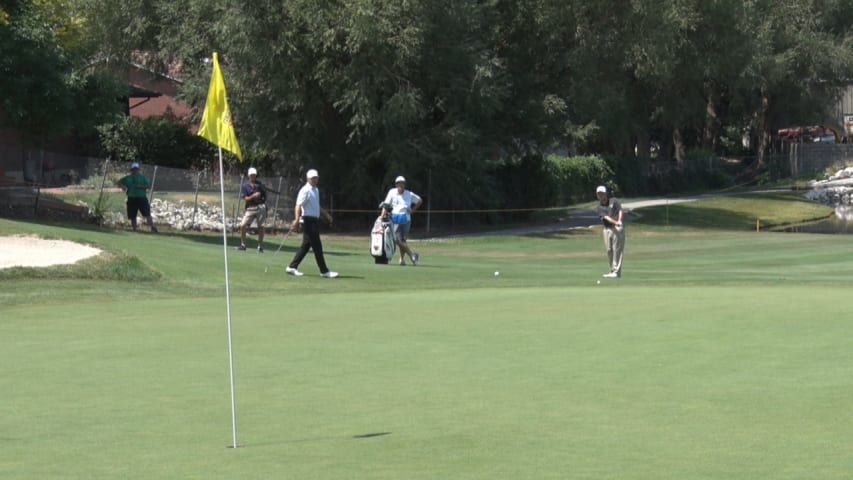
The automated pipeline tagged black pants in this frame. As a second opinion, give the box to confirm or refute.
[126,196,151,219]
[289,217,329,273]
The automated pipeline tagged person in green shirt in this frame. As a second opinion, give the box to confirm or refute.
[117,163,158,232]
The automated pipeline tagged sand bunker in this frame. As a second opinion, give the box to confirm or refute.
[0,236,102,269]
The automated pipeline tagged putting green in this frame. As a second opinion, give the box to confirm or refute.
[2,284,852,479]
[2,209,853,478]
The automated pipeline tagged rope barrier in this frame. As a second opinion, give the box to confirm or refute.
[329,206,573,214]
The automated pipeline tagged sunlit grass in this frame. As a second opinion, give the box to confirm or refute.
[633,191,832,230]
[1,190,852,479]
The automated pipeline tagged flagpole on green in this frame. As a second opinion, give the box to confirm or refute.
[217,146,239,449]
[197,52,243,449]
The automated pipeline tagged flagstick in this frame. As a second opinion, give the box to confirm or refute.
[197,51,242,448]
[217,146,239,448]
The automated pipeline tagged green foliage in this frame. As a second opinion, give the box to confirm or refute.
[0,0,124,145]
[603,149,735,196]
[610,149,733,195]
[96,115,215,168]
[77,162,122,190]
[644,164,733,195]
[602,154,648,196]
[546,154,615,203]
[0,3,74,143]
[718,125,751,157]
[488,155,558,222]
[72,162,125,223]
[6,0,853,210]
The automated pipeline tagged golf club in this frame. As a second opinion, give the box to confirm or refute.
[263,227,294,273]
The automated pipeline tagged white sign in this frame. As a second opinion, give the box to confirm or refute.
[845,114,853,136]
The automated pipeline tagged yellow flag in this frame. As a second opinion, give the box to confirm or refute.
[198,52,243,160]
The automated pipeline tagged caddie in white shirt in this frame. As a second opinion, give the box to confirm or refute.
[381,175,423,266]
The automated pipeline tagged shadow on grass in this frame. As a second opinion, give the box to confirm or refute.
[246,432,392,448]
[523,229,598,240]
[142,229,357,258]
[352,432,392,439]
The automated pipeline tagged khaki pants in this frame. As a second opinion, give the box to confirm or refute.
[603,225,625,276]
[240,204,267,228]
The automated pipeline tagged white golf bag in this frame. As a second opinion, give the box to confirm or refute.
[370,214,396,264]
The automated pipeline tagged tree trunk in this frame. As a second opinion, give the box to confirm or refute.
[673,128,687,167]
[756,94,770,168]
[621,140,634,159]
[636,128,651,159]
[702,86,721,153]
[658,130,673,164]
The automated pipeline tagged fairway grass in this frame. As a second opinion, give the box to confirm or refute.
[2,211,853,479]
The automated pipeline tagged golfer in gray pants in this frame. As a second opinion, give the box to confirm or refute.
[595,185,625,278]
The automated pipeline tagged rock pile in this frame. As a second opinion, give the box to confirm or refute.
[149,199,229,231]
[827,166,853,181]
[807,165,853,221]
[103,198,285,231]
[805,186,852,206]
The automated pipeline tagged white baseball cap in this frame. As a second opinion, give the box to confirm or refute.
[596,185,607,194]
[306,169,319,179]
[130,162,140,170]
[395,176,406,184]
[247,167,258,176]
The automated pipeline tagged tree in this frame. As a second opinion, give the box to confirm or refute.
[0,0,124,148]
[96,115,214,168]
[737,0,853,167]
[79,0,853,207]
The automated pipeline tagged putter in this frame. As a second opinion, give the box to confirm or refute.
[263,227,294,273]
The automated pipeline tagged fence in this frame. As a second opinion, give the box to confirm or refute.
[0,145,98,187]
[772,142,853,178]
[105,161,301,232]
[4,142,853,229]
[0,149,299,232]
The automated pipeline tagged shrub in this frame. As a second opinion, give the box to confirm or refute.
[601,154,646,196]
[546,154,615,203]
[606,149,733,195]
[96,116,215,169]
[490,154,559,222]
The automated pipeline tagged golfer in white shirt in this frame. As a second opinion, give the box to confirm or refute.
[286,169,338,278]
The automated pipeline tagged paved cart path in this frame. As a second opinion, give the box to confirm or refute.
[429,191,791,238]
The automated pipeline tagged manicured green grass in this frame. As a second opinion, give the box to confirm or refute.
[633,191,832,230]
[1,191,852,479]
[4,287,851,479]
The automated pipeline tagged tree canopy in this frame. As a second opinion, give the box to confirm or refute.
[5,0,853,208]
[0,0,124,146]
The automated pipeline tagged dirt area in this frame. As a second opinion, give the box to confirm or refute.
[0,186,93,222]
[0,236,102,269]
